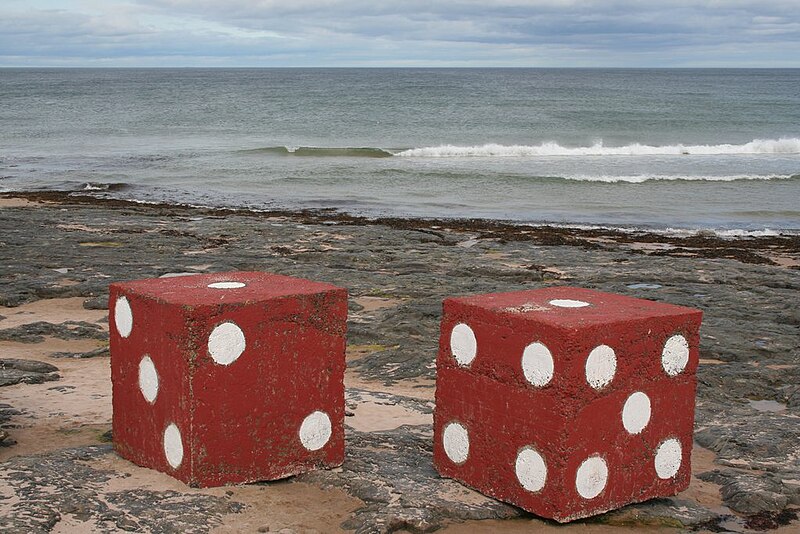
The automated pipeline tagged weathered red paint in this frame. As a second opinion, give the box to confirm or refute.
[433,286,703,522]
[110,271,347,487]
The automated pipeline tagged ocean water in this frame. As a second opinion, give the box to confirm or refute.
[1,68,799,233]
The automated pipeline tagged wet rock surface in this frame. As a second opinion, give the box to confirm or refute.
[0,358,60,387]
[0,446,243,533]
[0,404,20,446]
[302,426,520,533]
[0,321,108,343]
[1,193,799,531]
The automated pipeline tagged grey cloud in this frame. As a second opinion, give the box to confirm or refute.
[137,0,800,47]
[0,0,798,66]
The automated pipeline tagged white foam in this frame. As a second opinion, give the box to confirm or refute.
[396,138,800,158]
[558,174,795,183]
[537,222,791,239]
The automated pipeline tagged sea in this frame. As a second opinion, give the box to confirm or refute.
[1,68,799,234]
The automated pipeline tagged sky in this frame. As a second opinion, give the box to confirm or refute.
[1,0,799,67]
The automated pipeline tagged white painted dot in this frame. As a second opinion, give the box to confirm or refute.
[208,281,246,289]
[114,296,133,338]
[164,423,183,469]
[442,421,469,464]
[299,411,332,451]
[622,391,651,434]
[576,455,608,499]
[585,345,616,390]
[521,342,554,387]
[138,355,159,404]
[662,335,689,376]
[450,323,477,367]
[549,299,591,308]
[655,438,682,479]
[515,447,547,492]
[207,321,246,365]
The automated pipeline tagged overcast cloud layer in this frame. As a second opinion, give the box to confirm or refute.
[1,0,799,67]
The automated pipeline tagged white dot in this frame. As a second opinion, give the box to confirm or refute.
[442,421,469,464]
[114,296,133,338]
[515,447,547,492]
[208,281,246,289]
[622,391,651,434]
[208,322,246,365]
[662,335,689,376]
[450,323,477,367]
[585,345,616,390]
[138,355,159,404]
[164,423,184,469]
[521,342,554,387]
[549,299,591,308]
[655,438,682,479]
[299,411,332,451]
[576,455,608,499]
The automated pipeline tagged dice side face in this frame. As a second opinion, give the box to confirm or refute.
[559,378,696,521]
[440,293,702,404]
[435,289,702,522]
[435,299,573,519]
[439,298,575,393]
[110,285,193,484]
[554,312,702,521]
[186,288,347,487]
[434,366,568,520]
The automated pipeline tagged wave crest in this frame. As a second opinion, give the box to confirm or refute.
[560,174,799,183]
[241,146,394,158]
[396,138,800,157]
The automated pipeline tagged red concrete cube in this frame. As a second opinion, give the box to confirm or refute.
[109,271,346,487]
[433,287,702,522]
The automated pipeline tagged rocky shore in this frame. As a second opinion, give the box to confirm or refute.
[1,192,798,533]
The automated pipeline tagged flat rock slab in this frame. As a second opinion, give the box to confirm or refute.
[0,358,59,387]
[0,321,107,343]
[0,446,242,533]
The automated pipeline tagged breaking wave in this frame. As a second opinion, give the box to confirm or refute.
[556,174,799,183]
[396,138,800,157]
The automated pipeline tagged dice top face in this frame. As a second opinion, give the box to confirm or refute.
[115,271,344,308]
[110,271,347,487]
[434,287,702,522]
[448,286,700,329]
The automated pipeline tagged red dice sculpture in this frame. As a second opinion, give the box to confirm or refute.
[433,287,702,522]
[109,271,347,487]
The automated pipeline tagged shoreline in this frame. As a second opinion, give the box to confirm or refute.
[3,191,798,268]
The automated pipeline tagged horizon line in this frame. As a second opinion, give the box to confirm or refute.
[2,65,800,70]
